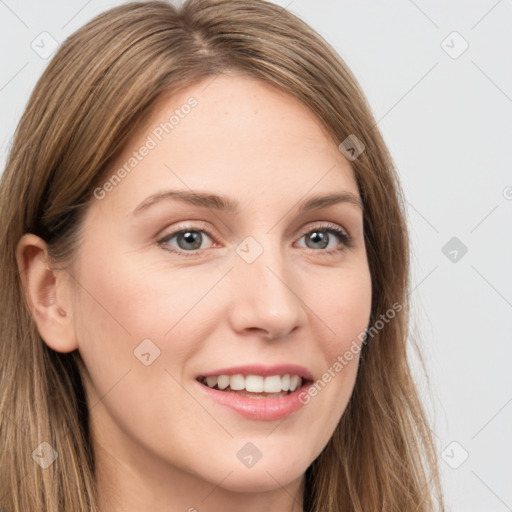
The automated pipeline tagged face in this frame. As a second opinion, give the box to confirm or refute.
[69,74,372,501]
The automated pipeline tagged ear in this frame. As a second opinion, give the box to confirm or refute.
[16,233,78,353]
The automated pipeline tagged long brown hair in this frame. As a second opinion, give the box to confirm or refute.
[0,1,445,510]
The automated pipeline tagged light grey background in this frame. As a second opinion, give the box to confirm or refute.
[1,1,511,510]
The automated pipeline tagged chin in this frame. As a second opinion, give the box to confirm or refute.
[213,466,305,494]
[207,447,309,493]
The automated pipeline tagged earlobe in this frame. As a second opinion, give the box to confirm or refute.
[16,233,78,353]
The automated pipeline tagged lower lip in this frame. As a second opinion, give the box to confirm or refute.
[195,380,312,421]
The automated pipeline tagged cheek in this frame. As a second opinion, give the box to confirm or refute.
[299,262,372,432]
[71,252,229,376]
[318,262,373,355]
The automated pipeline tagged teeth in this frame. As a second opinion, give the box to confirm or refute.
[290,375,300,392]
[202,374,303,393]
[230,374,245,390]
[245,375,264,392]
[217,375,229,390]
[263,375,282,393]
[205,376,218,388]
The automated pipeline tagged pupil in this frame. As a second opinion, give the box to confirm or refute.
[178,231,202,250]
[307,231,328,249]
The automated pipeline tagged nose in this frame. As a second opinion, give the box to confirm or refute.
[227,244,308,340]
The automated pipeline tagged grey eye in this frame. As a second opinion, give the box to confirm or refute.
[304,230,330,249]
[162,230,213,251]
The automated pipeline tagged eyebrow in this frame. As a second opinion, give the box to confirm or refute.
[133,189,363,215]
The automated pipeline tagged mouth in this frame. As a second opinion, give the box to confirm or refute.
[197,373,309,399]
[194,364,314,420]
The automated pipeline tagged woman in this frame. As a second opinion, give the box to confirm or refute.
[0,0,445,510]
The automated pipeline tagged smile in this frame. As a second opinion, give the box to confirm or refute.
[195,365,314,421]
[199,374,303,395]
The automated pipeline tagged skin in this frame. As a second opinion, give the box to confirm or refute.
[17,74,372,512]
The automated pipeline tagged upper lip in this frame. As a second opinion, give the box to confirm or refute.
[197,364,314,381]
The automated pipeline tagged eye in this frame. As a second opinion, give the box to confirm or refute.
[296,224,352,252]
[158,227,214,253]
[157,222,352,256]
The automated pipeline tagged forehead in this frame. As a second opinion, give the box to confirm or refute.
[92,74,359,217]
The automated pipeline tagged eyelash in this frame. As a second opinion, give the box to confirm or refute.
[158,222,353,258]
